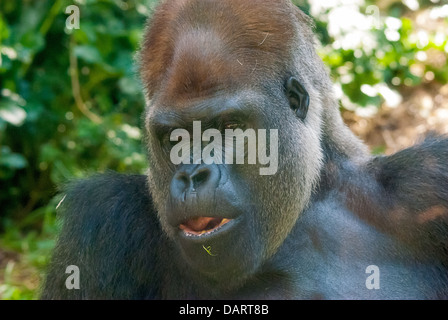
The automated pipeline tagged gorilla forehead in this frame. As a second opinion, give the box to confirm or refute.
[140,0,309,105]
[146,87,287,126]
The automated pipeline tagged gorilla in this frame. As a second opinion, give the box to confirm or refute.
[41,0,448,299]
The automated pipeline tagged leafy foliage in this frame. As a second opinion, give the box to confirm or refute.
[0,0,157,299]
[0,0,156,223]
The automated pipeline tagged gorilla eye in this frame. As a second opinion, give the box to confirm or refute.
[161,131,176,151]
[223,122,245,131]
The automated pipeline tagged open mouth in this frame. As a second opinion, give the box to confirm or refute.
[179,217,232,237]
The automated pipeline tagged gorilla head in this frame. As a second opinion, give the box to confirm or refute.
[139,0,367,288]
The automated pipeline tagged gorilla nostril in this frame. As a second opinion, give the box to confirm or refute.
[171,166,218,202]
[171,173,191,201]
[191,169,210,189]
[179,174,190,187]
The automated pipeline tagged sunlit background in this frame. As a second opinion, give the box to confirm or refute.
[0,0,447,299]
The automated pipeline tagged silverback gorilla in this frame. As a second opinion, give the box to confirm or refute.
[42,0,448,299]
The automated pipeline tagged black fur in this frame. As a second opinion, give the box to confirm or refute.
[41,175,163,299]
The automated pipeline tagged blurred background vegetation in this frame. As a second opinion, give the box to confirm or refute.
[0,0,447,299]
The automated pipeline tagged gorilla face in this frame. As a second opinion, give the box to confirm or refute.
[145,83,323,287]
[139,0,325,289]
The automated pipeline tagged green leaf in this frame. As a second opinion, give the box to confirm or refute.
[0,151,28,169]
[20,31,45,52]
[0,101,27,126]
[118,76,142,96]
[0,15,10,40]
[73,45,103,64]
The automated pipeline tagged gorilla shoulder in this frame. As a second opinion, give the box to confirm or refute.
[41,174,164,299]
[57,174,156,230]
[357,134,448,252]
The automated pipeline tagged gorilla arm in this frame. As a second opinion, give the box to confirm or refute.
[40,174,164,299]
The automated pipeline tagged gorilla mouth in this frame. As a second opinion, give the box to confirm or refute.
[179,217,231,236]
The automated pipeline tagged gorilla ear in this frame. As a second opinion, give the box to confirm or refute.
[286,77,310,120]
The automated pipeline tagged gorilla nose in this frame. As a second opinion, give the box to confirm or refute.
[170,164,220,202]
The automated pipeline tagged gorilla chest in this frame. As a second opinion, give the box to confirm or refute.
[281,201,447,299]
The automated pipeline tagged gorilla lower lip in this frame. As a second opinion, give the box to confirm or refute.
[180,217,231,236]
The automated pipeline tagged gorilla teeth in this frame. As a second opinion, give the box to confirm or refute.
[180,218,231,236]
